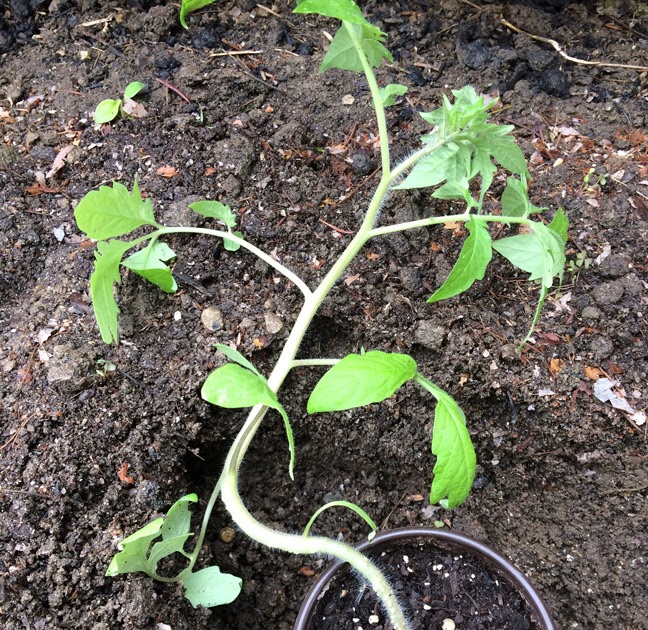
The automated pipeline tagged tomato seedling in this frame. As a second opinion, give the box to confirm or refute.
[93,81,147,125]
[75,1,567,626]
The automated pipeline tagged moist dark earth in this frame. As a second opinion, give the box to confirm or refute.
[1,1,647,629]
[311,536,538,630]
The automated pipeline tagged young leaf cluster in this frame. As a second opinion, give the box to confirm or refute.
[107,494,242,608]
[94,81,146,125]
[396,86,528,209]
[74,180,243,343]
[386,87,569,342]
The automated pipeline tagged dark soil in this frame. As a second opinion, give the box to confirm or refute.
[310,536,537,630]
[1,1,647,629]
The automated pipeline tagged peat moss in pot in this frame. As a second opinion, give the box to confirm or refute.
[295,528,555,630]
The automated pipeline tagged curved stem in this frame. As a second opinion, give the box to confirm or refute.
[156,226,312,299]
[185,473,224,573]
[220,473,408,630]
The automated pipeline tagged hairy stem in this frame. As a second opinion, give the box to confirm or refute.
[220,474,408,630]
[369,212,536,238]
[343,22,391,174]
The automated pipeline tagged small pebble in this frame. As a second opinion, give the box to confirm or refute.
[219,527,236,543]
[264,312,284,334]
[200,307,223,331]
[442,619,455,630]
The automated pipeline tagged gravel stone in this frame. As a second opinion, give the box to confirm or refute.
[500,344,519,361]
[414,321,447,351]
[581,306,601,320]
[591,281,624,306]
[200,306,224,332]
[598,254,631,278]
[264,312,284,334]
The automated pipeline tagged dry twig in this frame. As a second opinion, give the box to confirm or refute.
[501,19,648,73]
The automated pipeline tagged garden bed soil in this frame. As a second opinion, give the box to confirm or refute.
[1,1,647,629]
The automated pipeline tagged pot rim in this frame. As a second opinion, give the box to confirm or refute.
[294,526,555,630]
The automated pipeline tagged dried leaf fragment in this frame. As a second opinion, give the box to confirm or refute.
[46,145,74,179]
[584,365,604,380]
[549,358,564,377]
[117,463,135,484]
[156,165,178,177]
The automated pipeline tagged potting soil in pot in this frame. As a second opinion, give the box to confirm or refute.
[311,538,537,630]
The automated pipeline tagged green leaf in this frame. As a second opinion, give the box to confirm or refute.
[303,501,377,540]
[307,351,417,413]
[201,364,279,410]
[124,81,146,100]
[148,533,193,571]
[189,201,241,251]
[394,144,459,190]
[224,230,243,252]
[482,133,528,176]
[501,177,530,218]
[320,22,391,74]
[94,99,122,124]
[75,180,157,240]
[431,177,473,203]
[548,208,568,245]
[416,375,476,508]
[121,241,177,293]
[106,518,164,576]
[471,143,497,205]
[428,218,492,303]
[90,240,132,344]
[183,566,242,608]
[493,216,567,346]
[214,344,262,377]
[179,0,216,29]
[294,0,383,40]
[379,83,408,107]
[201,364,295,479]
[294,0,368,26]
[492,222,566,289]
[189,200,237,228]
[161,493,198,540]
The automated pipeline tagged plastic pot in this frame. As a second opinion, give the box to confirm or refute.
[295,527,555,630]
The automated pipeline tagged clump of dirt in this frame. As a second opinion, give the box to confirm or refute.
[1,1,646,630]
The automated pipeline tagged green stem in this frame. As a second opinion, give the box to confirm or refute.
[369,212,535,238]
[156,226,312,298]
[221,473,408,630]
[343,22,390,174]
[290,358,340,368]
[185,473,224,573]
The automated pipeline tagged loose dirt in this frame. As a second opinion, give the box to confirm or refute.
[1,1,646,629]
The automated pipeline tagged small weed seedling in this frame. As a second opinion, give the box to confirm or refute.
[567,250,592,282]
[75,1,568,627]
[93,81,147,125]
[179,0,216,29]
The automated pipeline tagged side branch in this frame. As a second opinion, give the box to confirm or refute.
[157,226,312,298]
